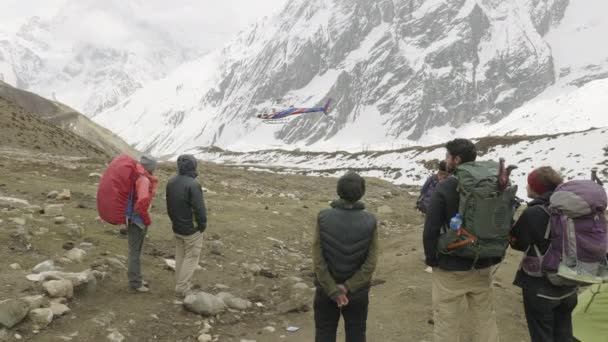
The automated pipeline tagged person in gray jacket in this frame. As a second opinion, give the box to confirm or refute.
[166,154,207,297]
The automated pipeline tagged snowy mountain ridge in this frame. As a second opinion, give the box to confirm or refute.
[94,0,608,157]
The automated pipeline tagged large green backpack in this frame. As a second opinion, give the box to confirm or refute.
[438,160,517,261]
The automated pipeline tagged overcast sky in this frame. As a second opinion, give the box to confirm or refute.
[0,0,288,50]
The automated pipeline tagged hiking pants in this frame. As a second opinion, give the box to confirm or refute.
[522,288,578,342]
[314,287,369,342]
[127,223,147,289]
[432,267,499,342]
[174,231,204,295]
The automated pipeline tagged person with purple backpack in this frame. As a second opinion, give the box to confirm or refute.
[416,160,449,214]
[511,166,608,342]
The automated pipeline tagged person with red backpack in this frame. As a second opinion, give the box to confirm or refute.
[125,155,158,293]
[97,154,159,293]
[511,166,607,341]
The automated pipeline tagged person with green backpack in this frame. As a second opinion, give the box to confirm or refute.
[423,138,517,342]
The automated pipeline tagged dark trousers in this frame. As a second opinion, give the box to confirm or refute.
[314,287,369,342]
[127,223,147,289]
[522,288,578,342]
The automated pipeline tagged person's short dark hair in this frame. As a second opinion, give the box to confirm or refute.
[337,172,366,203]
[438,160,447,172]
[446,139,477,163]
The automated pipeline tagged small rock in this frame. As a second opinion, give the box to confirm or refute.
[35,227,49,235]
[57,190,71,201]
[107,331,124,342]
[242,263,262,274]
[424,266,433,274]
[0,328,8,341]
[33,260,57,274]
[43,280,74,299]
[292,283,309,291]
[288,276,304,283]
[47,191,59,199]
[213,284,230,290]
[54,216,67,225]
[9,263,21,270]
[67,224,83,239]
[217,293,252,311]
[259,269,278,279]
[29,308,53,329]
[276,300,310,314]
[20,296,46,310]
[263,326,276,333]
[79,242,93,249]
[209,240,224,255]
[62,242,75,250]
[10,217,26,226]
[0,197,30,209]
[105,258,127,271]
[0,299,30,328]
[65,248,86,263]
[88,173,102,179]
[198,334,212,342]
[184,292,226,316]
[43,204,64,217]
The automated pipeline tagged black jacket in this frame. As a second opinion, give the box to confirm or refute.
[317,200,377,284]
[510,192,577,297]
[423,177,502,270]
[166,155,207,236]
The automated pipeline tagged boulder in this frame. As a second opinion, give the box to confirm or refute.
[32,260,58,274]
[65,248,86,263]
[183,292,226,316]
[43,280,74,299]
[49,302,70,317]
[217,293,252,311]
[29,308,53,329]
[20,296,47,311]
[0,300,29,328]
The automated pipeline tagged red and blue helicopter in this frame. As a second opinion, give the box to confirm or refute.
[256,99,332,124]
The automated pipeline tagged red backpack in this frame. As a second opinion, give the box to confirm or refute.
[97,154,141,225]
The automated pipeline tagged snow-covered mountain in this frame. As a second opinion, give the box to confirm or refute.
[95,0,608,156]
[0,0,273,117]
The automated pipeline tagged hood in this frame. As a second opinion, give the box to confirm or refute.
[177,154,198,178]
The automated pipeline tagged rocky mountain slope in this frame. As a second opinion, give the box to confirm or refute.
[0,81,136,157]
[94,0,607,155]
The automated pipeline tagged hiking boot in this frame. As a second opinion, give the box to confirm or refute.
[130,285,150,293]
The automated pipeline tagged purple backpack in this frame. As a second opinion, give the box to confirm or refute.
[416,175,439,214]
[521,180,608,285]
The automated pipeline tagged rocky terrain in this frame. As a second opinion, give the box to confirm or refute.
[0,147,533,342]
[0,81,137,157]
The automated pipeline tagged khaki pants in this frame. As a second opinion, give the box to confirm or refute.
[432,267,499,342]
[174,231,204,295]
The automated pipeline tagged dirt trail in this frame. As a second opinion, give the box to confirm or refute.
[0,153,530,342]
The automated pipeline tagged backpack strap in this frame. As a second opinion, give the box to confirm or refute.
[540,205,552,240]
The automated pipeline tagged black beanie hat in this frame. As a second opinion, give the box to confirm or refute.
[337,172,366,203]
